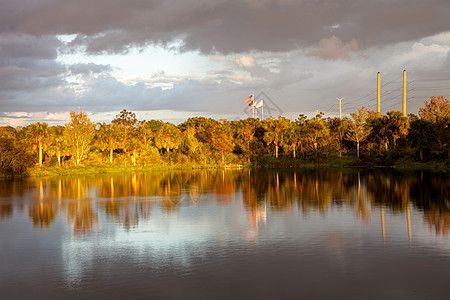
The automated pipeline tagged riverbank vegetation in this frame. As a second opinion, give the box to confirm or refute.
[1,96,449,176]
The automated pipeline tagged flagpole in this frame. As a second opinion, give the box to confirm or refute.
[252,91,255,118]
[261,100,264,120]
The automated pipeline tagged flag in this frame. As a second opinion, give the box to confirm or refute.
[245,94,253,103]
[255,100,263,108]
[248,100,254,106]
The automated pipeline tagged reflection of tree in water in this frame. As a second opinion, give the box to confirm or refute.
[29,201,57,228]
[365,169,415,212]
[0,179,29,219]
[0,203,13,218]
[212,170,236,205]
[67,200,98,235]
[424,210,450,235]
[97,175,154,229]
[157,175,182,214]
[2,169,447,236]
[28,180,57,228]
[409,171,450,235]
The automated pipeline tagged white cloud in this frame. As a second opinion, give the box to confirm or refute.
[236,55,256,68]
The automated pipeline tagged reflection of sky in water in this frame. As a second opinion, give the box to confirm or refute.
[58,193,450,287]
[1,170,449,298]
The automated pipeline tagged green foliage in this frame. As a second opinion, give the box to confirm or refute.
[3,99,450,176]
[155,123,182,152]
[26,122,49,165]
[0,132,34,175]
[263,117,290,158]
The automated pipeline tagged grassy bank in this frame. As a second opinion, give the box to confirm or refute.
[4,153,448,178]
[27,162,247,177]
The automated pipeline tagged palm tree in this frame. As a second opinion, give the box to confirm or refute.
[27,122,49,165]
[263,117,290,158]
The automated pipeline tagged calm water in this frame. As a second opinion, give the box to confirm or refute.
[0,169,449,299]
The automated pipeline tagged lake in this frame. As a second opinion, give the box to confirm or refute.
[0,169,449,299]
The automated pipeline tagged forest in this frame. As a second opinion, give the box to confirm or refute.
[0,96,449,175]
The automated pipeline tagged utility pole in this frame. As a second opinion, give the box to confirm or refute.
[377,72,381,116]
[402,70,407,117]
[337,98,343,120]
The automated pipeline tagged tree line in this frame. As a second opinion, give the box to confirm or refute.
[0,96,449,174]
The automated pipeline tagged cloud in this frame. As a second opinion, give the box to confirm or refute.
[308,36,359,60]
[0,34,66,93]
[0,112,30,119]
[1,0,449,55]
[69,63,112,76]
[236,55,256,68]
[1,0,449,127]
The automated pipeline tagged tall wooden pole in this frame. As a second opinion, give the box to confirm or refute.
[407,201,411,244]
[402,70,407,117]
[337,98,343,120]
[381,204,385,243]
[377,72,381,115]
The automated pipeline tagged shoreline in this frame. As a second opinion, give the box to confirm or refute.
[1,155,445,178]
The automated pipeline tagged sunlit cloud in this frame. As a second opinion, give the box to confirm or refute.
[307,36,359,60]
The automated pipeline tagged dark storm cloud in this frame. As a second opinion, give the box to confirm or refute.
[1,0,449,55]
[0,34,66,93]
[69,63,112,75]
[0,112,29,119]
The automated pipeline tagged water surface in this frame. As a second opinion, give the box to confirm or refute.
[0,169,449,299]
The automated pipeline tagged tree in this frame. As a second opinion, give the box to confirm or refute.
[112,109,137,152]
[209,121,234,164]
[385,110,409,148]
[408,114,432,160]
[64,111,95,164]
[280,123,300,158]
[367,115,390,152]
[263,117,290,158]
[304,113,330,158]
[154,123,182,153]
[238,123,256,160]
[0,127,34,174]
[178,117,219,143]
[347,107,373,158]
[418,96,450,152]
[327,117,351,157]
[47,125,68,166]
[95,123,122,163]
[180,126,200,157]
[27,122,49,165]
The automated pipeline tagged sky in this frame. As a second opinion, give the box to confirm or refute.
[1,0,450,126]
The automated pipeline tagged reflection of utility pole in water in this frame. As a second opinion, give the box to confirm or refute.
[407,201,411,244]
[381,204,386,243]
